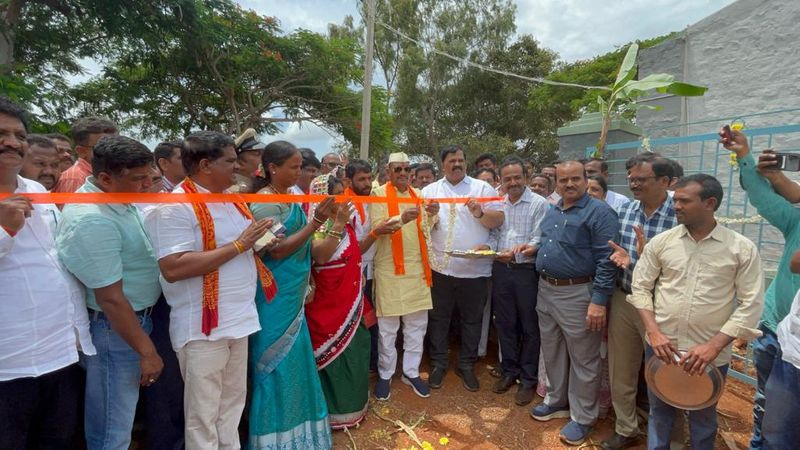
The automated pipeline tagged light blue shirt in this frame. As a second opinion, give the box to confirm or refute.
[56,178,161,311]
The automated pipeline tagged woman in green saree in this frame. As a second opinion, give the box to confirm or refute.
[248,141,336,450]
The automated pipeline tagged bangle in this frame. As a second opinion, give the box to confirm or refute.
[312,214,325,225]
[232,240,245,254]
[1,225,16,237]
[326,230,343,240]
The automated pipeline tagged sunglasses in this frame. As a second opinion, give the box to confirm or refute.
[393,166,412,174]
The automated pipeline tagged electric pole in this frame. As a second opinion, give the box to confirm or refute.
[359,0,376,160]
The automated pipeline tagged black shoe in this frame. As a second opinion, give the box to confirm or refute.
[492,375,516,394]
[601,432,640,450]
[455,367,479,392]
[488,366,503,378]
[515,384,535,406]
[429,366,446,389]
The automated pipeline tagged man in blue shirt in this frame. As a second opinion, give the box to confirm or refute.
[531,160,619,446]
[57,135,163,450]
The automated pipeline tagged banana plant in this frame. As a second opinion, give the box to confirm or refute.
[593,43,708,157]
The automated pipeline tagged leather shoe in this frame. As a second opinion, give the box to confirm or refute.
[455,367,479,392]
[492,375,516,394]
[429,366,446,389]
[601,432,640,450]
[515,384,535,406]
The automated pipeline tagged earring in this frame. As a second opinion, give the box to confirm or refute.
[272,171,276,175]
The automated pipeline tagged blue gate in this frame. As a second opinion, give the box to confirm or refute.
[584,116,800,386]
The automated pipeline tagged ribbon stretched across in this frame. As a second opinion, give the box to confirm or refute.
[0,192,502,205]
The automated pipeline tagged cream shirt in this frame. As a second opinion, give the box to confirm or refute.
[628,223,764,367]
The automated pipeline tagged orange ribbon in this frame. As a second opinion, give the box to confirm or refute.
[0,192,502,205]
[385,182,432,287]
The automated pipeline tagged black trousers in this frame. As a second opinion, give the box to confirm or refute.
[0,363,82,450]
[491,262,540,386]
[141,296,185,450]
[428,271,489,370]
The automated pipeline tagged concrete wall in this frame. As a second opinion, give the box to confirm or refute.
[638,0,800,146]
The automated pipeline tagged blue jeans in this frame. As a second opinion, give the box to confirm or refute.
[750,324,781,450]
[645,347,728,450]
[762,357,800,449]
[84,311,153,450]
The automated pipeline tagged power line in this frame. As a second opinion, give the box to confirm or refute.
[376,20,612,91]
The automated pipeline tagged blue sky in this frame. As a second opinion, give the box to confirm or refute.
[76,0,737,155]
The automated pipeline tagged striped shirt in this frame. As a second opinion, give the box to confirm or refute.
[488,187,548,263]
[617,195,677,292]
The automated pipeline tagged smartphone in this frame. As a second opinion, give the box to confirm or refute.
[253,229,276,252]
[773,152,800,171]
[720,125,734,145]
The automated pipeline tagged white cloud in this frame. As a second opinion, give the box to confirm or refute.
[267,120,342,158]
[515,0,736,61]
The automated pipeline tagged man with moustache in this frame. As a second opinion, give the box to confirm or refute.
[45,133,77,172]
[148,131,277,449]
[414,163,437,189]
[344,159,396,372]
[530,160,618,446]
[53,117,117,193]
[602,154,676,450]
[370,152,440,400]
[0,97,95,449]
[629,174,763,450]
[20,134,61,190]
[487,156,548,406]
[422,145,503,392]
[153,140,185,192]
[57,135,164,449]
[231,128,266,193]
[584,157,630,211]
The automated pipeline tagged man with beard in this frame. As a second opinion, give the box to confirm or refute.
[422,145,503,392]
[487,156,548,406]
[20,134,61,190]
[344,159,396,372]
[530,160,618,446]
[370,152,440,400]
[0,97,95,450]
[53,117,117,193]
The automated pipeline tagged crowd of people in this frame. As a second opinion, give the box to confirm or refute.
[0,92,797,450]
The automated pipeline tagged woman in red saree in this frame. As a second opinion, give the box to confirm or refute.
[306,174,373,429]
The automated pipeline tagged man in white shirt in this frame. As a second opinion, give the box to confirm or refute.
[147,131,274,449]
[0,97,95,448]
[584,157,629,211]
[422,145,503,391]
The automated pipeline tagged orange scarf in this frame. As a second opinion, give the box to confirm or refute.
[385,182,432,287]
[182,178,278,335]
[344,187,366,223]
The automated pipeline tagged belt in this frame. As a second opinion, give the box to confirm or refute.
[88,306,154,321]
[541,275,592,286]
[494,261,536,270]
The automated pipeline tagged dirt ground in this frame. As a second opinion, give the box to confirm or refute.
[333,356,756,450]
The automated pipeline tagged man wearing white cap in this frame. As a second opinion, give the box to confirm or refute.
[370,152,440,401]
[231,128,266,193]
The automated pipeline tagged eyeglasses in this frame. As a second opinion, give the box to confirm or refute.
[325,162,339,169]
[393,166,412,174]
[627,176,658,186]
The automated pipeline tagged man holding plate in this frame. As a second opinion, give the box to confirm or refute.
[422,145,503,392]
[628,174,763,450]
